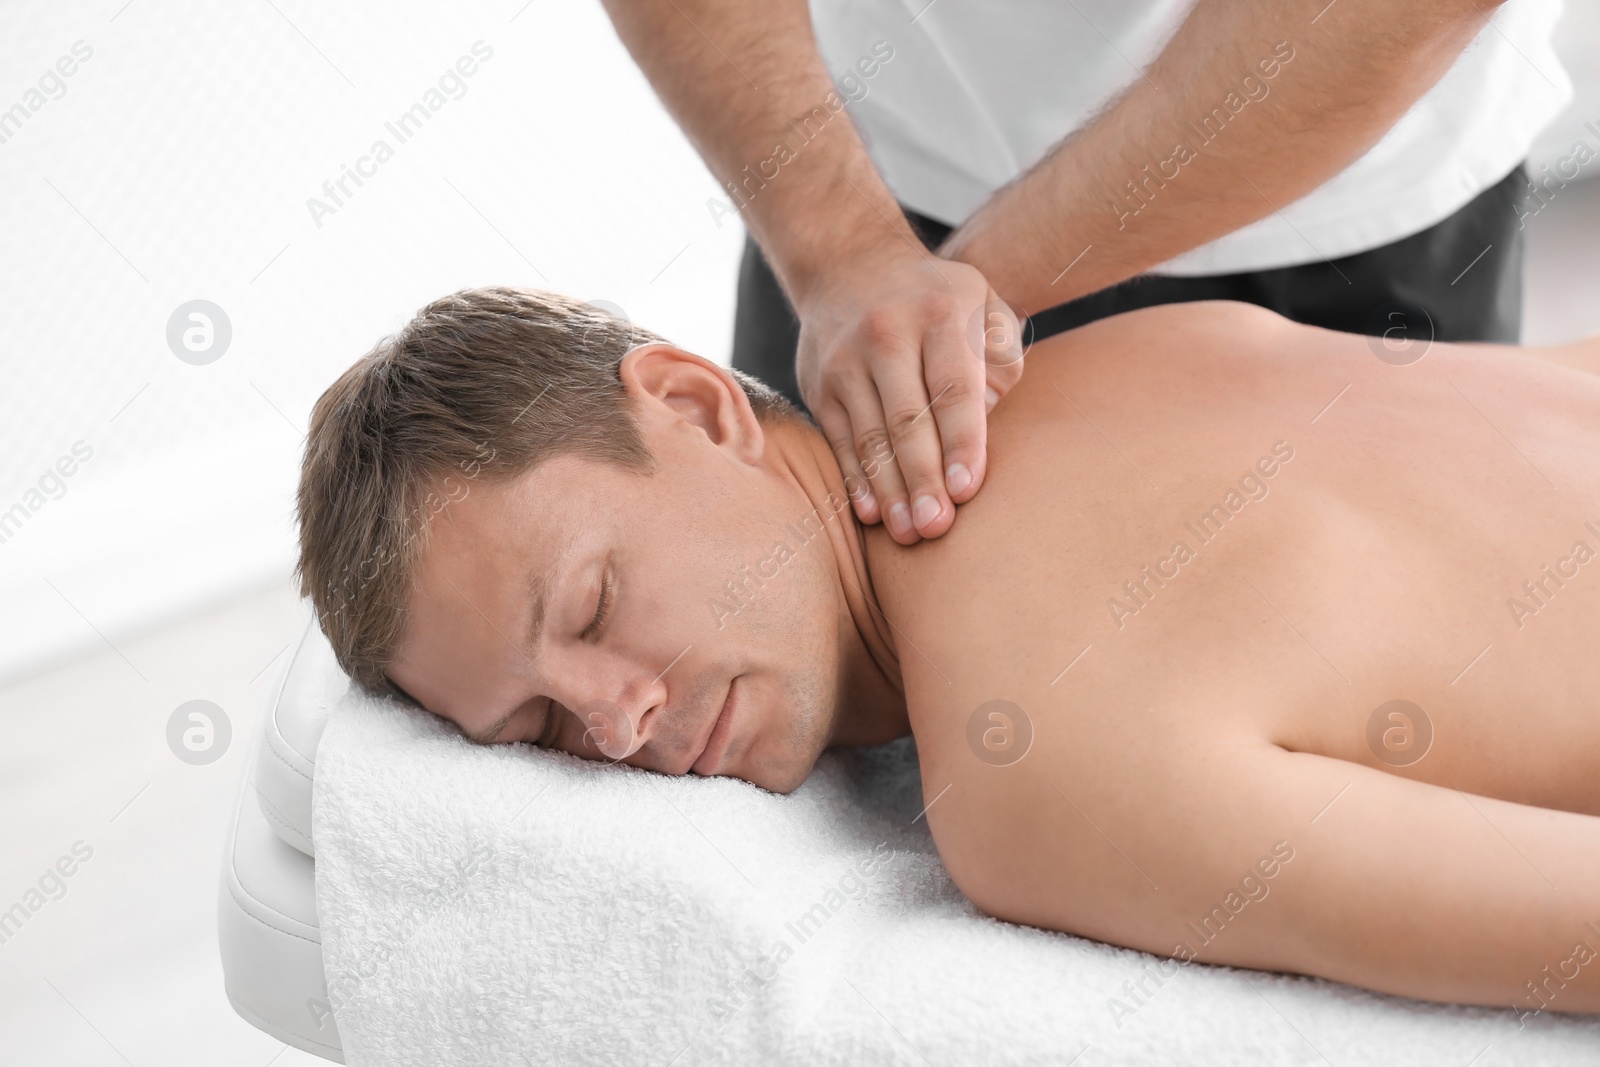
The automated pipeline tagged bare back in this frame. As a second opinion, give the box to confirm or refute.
[864,300,1600,1012]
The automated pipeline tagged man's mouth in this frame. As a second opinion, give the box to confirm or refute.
[690,676,739,776]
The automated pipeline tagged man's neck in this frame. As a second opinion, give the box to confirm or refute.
[765,417,910,748]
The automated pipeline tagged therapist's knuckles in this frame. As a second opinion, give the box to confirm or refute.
[851,304,917,353]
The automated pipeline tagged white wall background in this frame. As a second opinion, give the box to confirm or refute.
[1531,0,1600,172]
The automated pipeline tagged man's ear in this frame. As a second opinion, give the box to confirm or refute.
[618,343,766,463]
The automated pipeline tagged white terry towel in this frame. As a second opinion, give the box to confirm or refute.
[313,689,1600,1065]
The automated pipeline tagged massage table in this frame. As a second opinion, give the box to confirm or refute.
[219,610,1600,1065]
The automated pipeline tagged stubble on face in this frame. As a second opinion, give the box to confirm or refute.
[724,545,842,793]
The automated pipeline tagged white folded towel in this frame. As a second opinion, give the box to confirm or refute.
[312,689,1600,1065]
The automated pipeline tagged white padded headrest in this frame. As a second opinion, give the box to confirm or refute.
[255,611,348,856]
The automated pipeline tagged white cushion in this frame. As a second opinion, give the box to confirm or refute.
[217,609,346,1062]
[256,615,345,855]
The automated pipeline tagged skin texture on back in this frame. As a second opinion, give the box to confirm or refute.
[865,300,1600,1012]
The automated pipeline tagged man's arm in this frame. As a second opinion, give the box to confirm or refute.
[939,738,1600,1015]
[600,0,1024,545]
[940,0,1511,316]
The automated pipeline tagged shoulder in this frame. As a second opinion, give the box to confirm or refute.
[1008,299,1344,425]
[1026,299,1295,369]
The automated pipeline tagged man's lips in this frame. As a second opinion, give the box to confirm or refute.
[690,676,738,776]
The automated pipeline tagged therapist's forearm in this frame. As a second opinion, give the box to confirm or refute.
[598,0,919,304]
[939,0,1507,317]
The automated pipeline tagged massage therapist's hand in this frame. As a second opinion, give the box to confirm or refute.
[794,246,1024,545]
[595,0,1021,544]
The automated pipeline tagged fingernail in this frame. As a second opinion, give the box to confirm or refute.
[887,500,912,538]
[985,386,1000,411]
[912,495,941,530]
[946,462,972,495]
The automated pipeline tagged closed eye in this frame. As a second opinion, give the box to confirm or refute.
[580,571,612,641]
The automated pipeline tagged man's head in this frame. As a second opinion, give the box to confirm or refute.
[296,286,874,793]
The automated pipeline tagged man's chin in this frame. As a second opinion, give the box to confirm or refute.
[728,748,820,795]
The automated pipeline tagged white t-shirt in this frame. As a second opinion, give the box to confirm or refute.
[807,0,1573,276]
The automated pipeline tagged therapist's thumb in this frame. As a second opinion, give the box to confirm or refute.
[979,289,1025,411]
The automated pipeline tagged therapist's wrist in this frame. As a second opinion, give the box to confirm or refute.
[939,202,1093,316]
[784,235,940,321]
[767,212,928,313]
[748,150,926,310]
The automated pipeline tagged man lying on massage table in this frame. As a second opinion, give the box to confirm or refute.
[296,286,1600,1018]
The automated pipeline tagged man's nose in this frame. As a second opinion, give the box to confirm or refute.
[568,684,658,762]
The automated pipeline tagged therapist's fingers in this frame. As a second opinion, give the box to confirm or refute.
[921,312,992,509]
[870,334,958,541]
[812,397,881,527]
[818,373,922,546]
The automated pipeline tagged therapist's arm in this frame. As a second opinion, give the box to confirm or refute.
[939,0,1510,315]
[598,0,1023,546]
